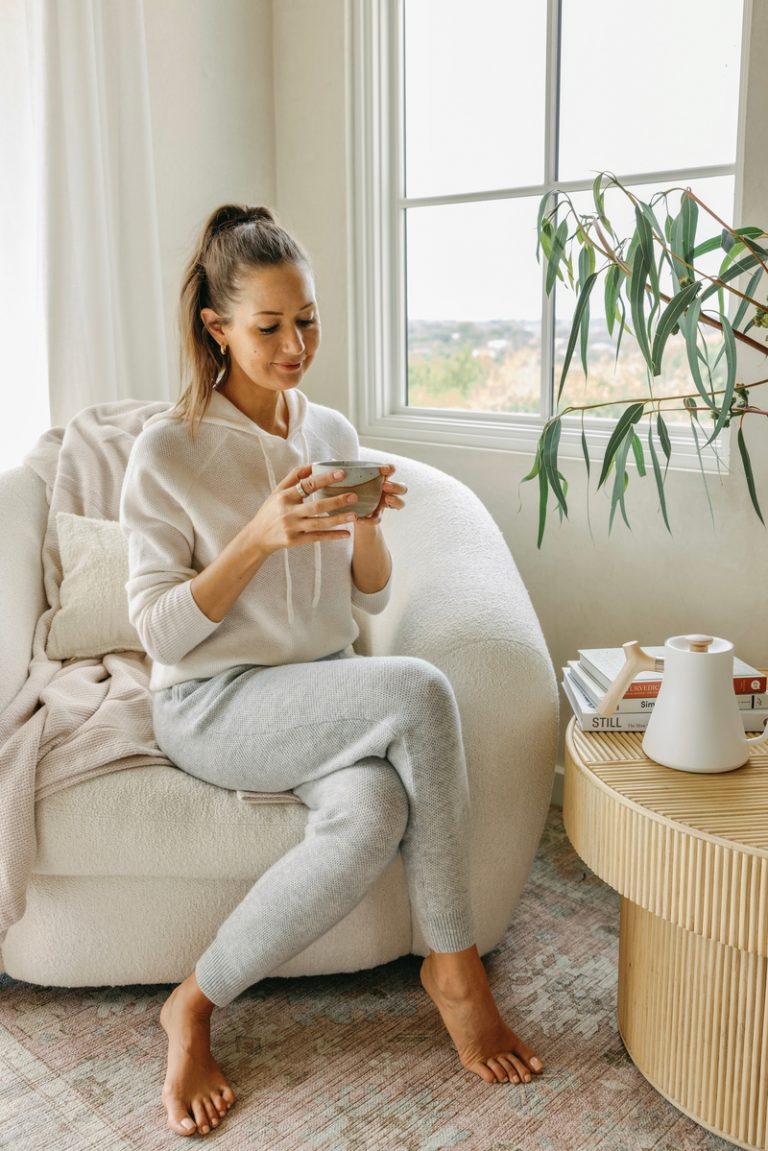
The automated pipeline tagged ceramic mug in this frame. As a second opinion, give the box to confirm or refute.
[311,461,384,517]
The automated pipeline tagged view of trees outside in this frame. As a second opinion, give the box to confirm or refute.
[401,0,743,420]
[405,174,736,421]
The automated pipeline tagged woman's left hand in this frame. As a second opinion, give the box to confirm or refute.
[356,464,407,526]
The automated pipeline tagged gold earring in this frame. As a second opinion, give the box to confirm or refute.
[214,344,228,386]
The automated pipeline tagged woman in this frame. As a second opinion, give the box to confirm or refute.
[120,204,543,1138]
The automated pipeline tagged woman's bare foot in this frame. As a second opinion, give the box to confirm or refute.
[159,975,236,1136]
[420,947,544,1085]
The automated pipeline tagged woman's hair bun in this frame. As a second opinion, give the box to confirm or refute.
[207,205,275,240]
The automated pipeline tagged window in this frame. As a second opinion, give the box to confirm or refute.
[351,0,746,459]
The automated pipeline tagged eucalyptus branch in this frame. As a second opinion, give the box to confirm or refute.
[685,189,768,277]
[557,375,768,419]
[530,173,768,541]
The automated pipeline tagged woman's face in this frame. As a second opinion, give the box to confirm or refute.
[205,261,321,402]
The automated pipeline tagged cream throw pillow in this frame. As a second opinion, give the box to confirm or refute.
[46,512,144,660]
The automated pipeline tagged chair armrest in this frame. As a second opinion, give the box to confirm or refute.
[354,451,559,952]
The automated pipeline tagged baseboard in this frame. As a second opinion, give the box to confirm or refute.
[551,763,564,807]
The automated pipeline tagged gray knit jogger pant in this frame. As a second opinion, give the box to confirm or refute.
[152,653,474,1008]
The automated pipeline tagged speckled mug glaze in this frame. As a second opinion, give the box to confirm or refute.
[311,461,384,517]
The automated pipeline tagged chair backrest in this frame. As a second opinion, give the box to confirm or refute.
[0,466,48,713]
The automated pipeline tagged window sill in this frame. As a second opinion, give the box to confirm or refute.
[356,405,730,474]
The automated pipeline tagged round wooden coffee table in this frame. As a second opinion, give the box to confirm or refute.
[563,718,768,1151]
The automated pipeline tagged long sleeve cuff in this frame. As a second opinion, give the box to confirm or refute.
[351,571,392,616]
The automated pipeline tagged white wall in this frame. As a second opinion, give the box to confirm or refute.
[144,0,276,395]
[136,0,767,756]
[273,0,768,755]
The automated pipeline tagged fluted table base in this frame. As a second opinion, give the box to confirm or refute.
[564,718,768,1150]
[618,900,767,1150]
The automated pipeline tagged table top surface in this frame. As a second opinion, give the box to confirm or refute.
[566,718,768,855]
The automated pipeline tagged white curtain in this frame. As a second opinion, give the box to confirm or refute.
[0,2,48,468]
[27,0,169,427]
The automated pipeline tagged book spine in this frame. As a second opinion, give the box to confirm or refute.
[579,670,766,698]
[570,707,768,734]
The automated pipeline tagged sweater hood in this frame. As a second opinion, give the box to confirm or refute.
[143,388,319,627]
[141,387,309,442]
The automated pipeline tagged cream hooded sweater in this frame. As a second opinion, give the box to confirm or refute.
[119,389,390,690]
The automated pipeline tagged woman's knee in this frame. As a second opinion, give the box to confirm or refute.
[395,657,460,724]
[303,761,408,857]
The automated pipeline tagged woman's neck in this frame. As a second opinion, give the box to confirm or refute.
[220,381,290,438]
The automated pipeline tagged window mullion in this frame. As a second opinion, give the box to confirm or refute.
[540,0,562,422]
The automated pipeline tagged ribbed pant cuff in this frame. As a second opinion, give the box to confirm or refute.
[423,907,475,954]
[195,945,248,1009]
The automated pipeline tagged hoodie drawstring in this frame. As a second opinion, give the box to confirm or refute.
[257,438,295,626]
[300,429,323,609]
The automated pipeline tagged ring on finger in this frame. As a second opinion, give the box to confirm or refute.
[295,480,310,499]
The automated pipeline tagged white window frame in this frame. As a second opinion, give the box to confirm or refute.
[350,0,749,469]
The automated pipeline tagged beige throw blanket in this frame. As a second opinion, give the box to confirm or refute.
[0,400,174,941]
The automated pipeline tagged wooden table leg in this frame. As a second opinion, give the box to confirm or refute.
[617,899,768,1151]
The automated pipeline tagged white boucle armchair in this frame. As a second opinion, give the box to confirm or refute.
[0,443,558,988]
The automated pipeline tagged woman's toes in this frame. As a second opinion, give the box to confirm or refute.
[487,1057,513,1084]
[165,1102,196,1136]
[191,1098,211,1134]
[212,1091,229,1116]
[202,1097,220,1128]
[499,1054,527,1083]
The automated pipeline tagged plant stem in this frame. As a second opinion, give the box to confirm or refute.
[557,376,768,419]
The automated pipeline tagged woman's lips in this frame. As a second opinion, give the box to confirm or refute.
[274,361,304,371]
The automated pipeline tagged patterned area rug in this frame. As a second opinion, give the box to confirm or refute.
[0,807,736,1151]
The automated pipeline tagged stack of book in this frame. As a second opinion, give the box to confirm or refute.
[563,646,768,732]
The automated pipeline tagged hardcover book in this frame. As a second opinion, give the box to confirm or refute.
[577,647,767,697]
[562,669,768,734]
[566,660,765,713]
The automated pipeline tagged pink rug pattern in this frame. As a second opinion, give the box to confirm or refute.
[0,807,737,1150]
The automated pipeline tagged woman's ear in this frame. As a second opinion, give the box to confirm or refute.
[201,308,226,345]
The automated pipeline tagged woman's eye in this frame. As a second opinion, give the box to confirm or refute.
[258,324,279,335]
[297,317,317,328]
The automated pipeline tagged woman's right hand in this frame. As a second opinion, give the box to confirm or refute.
[247,464,359,555]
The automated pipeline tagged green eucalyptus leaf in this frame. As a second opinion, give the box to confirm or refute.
[688,412,715,526]
[545,218,569,295]
[536,464,549,549]
[542,418,568,515]
[522,443,541,483]
[578,244,595,285]
[705,314,737,444]
[630,430,646,476]
[557,272,598,400]
[592,173,609,227]
[657,412,672,469]
[732,266,765,330]
[629,242,654,372]
[604,265,622,337]
[638,203,663,298]
[609,433,633,532]
[681,192,698,269]
[648,424,672,533]
[682,299,716,409]
[700,251,764,304]
[650,280,701,375]
[597,402,646,489]
[581,421,591,479]
[536,191,557,262]
[737,425,766,525]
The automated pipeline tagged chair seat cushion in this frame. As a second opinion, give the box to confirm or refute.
[34,766,310,880]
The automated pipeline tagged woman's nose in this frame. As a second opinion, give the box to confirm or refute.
[283,326,305,354]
